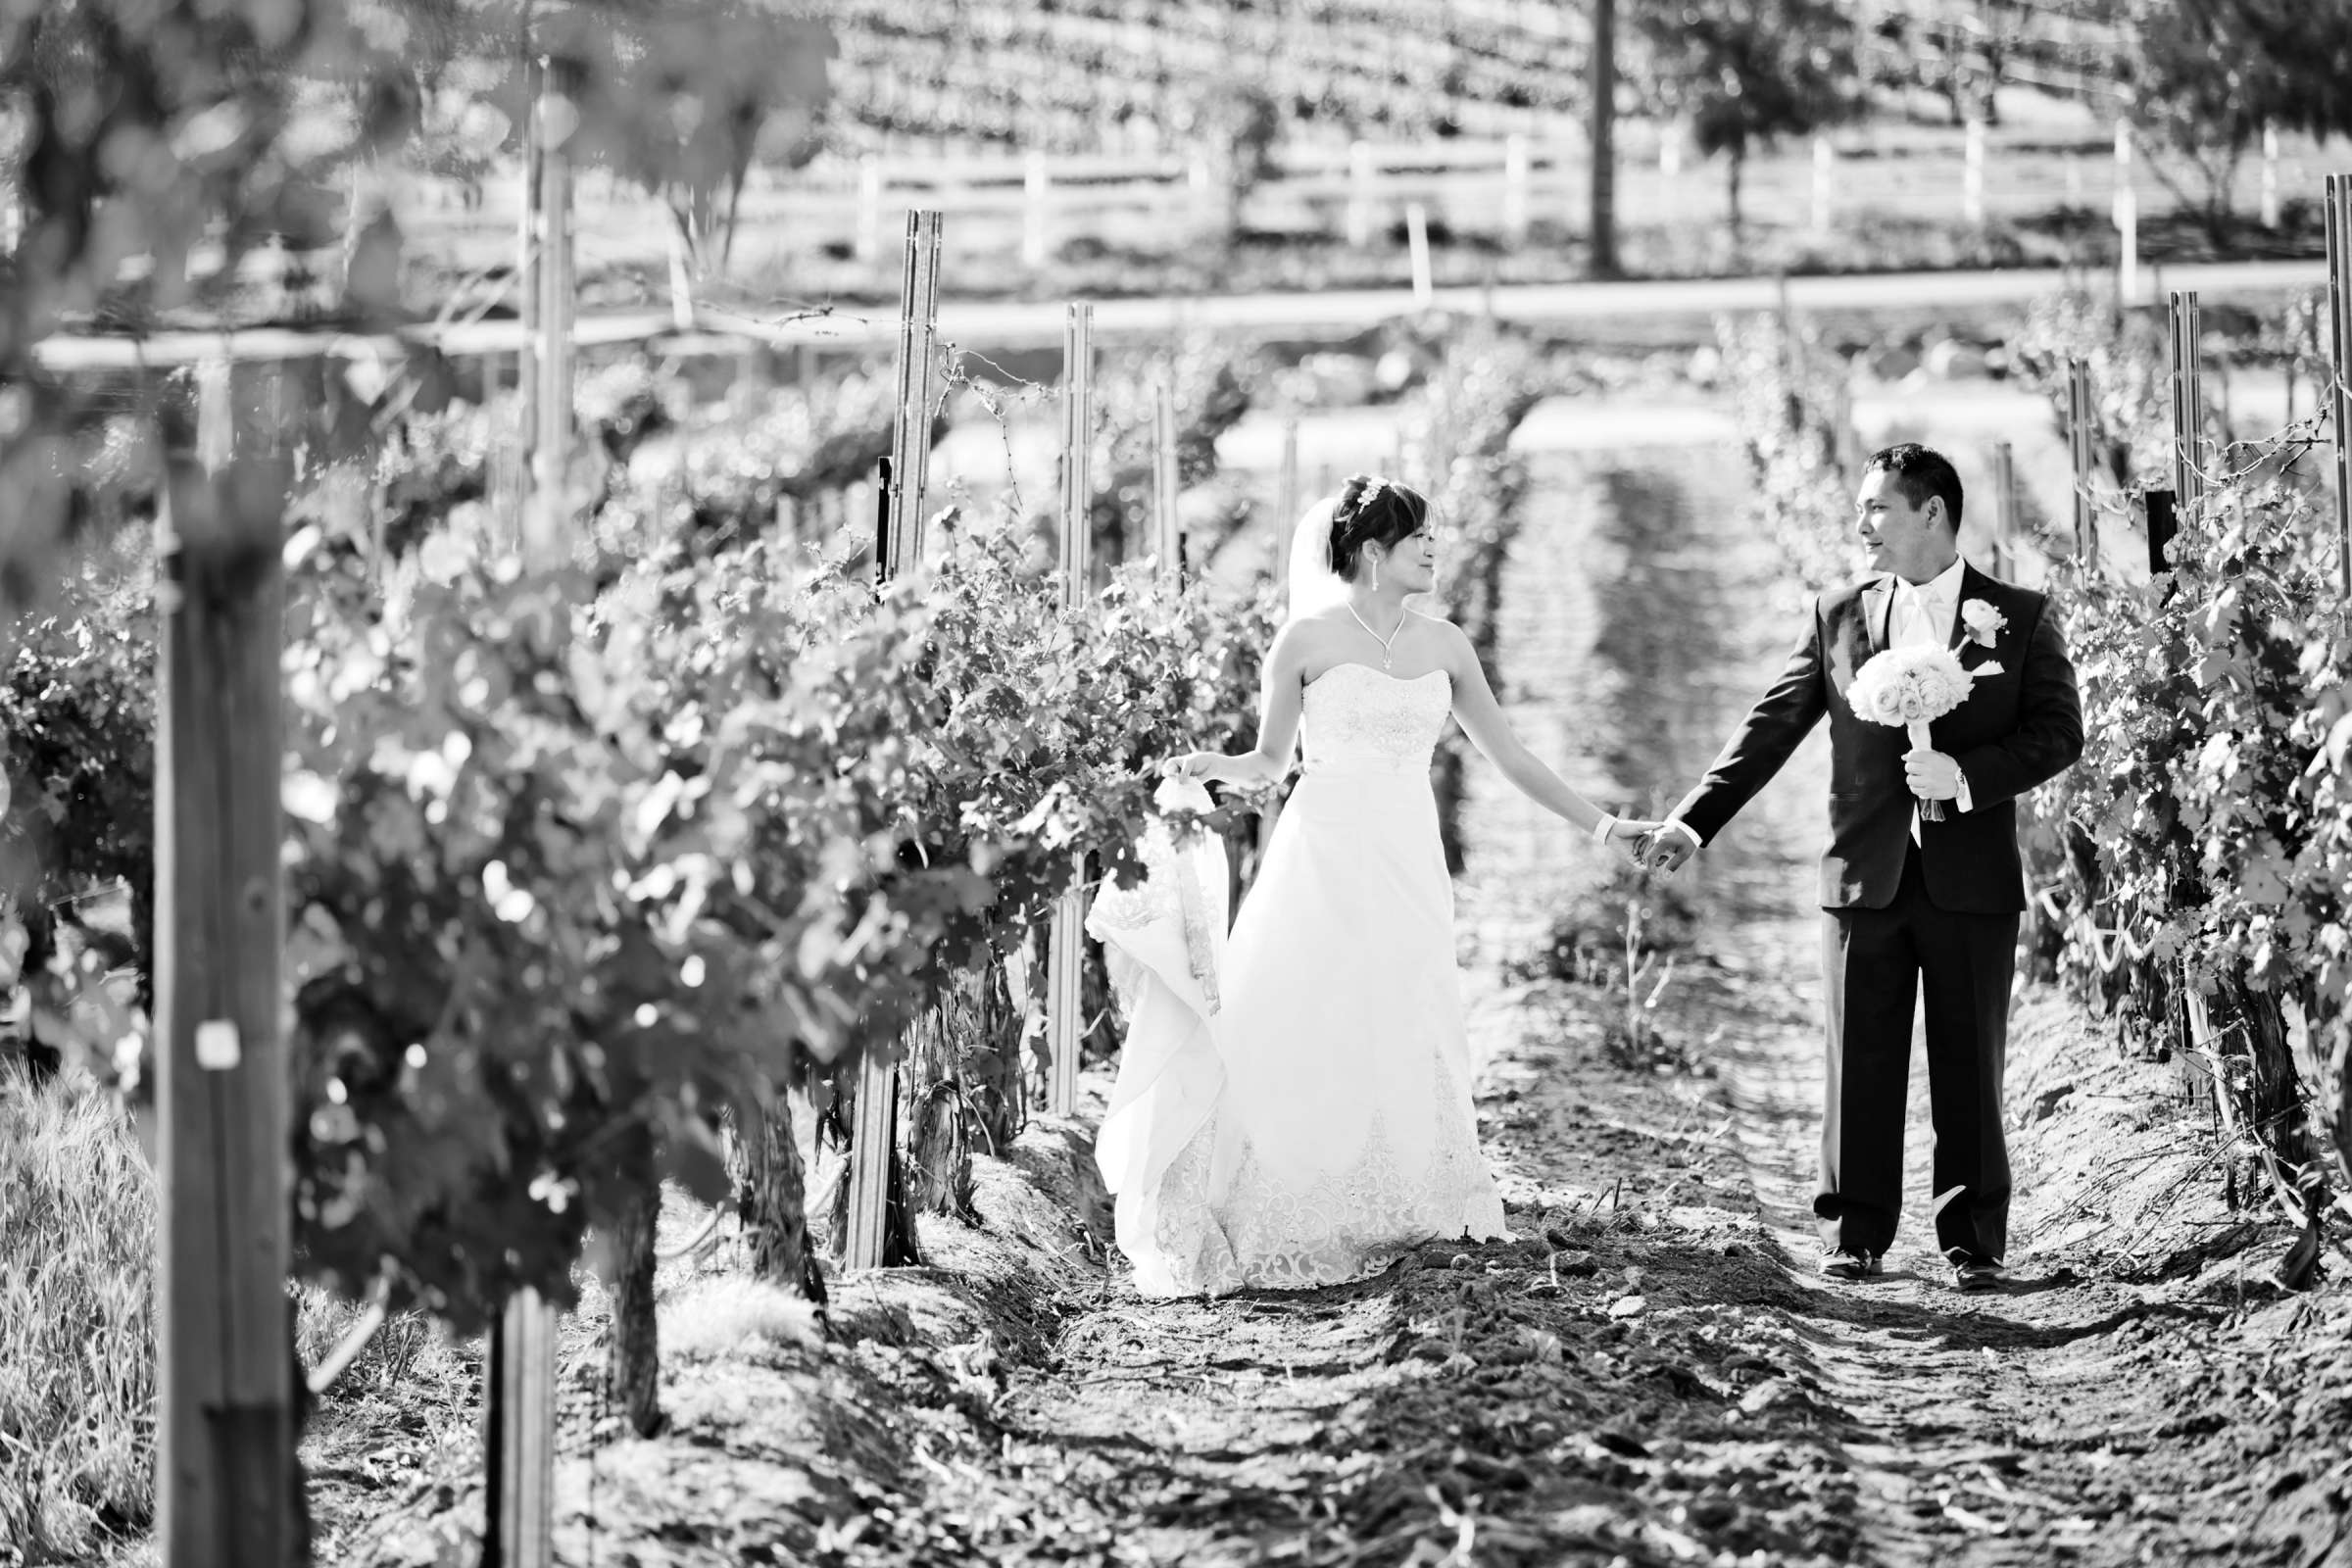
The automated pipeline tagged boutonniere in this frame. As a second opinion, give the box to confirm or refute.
[1959,599,2006,650]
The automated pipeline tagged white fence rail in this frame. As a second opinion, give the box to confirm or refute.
[393,122,2337,282]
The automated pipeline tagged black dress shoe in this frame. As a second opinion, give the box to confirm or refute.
[1820,1246,1883,1280]
[1951,1256,2008,1293]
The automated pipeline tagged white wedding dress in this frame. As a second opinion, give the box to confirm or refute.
[1090,662,1510,1298]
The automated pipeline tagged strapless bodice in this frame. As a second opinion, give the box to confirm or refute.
[1299,664,1452,778]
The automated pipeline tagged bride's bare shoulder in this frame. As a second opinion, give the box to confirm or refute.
[1410,609,1470,647]
[1283,608,1356,645]
[1415,613,1481,676]
[1269,611,1347,663]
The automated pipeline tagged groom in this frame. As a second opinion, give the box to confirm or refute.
[1639,443,2082,1292]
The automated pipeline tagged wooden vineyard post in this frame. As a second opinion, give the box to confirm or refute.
[1057,305,1093,594]
[1989,441,2017,578]
[1044,302,1095,1119]
[1186,154,1221,240]
[2114,120,2139,308]
[504,39,540,564]
[2067,357,2099,568]
[2167,289,2206,521]
[1830,380,1858,474]
[1257,422,1304,876]
[156,364,299,1568]
[522,56,578,568]
[1587,0,1616,275]
[1501,134,1530,248]
[884,211,944,581]
[2328,174,2352,601]
[490,351,527,558]
[480,44,570,1568]
[1347,140,1375,248]
[855,153,883,267]
[1405,203,1434,308]
[480,1288,558,1568]
[2162,287,2216,1104]
[1963,118,1986,228]
[1153,378,1182,574]
[1022,150,1050,270]
[1274,418,1300,581]
[663,217,696,332]
[2145,488,2180,584]
[1811,136,1834,236]
[2261,122,2281,231]
[843,211,944,1266]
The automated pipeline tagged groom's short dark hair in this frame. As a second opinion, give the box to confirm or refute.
[1865,444,1964,533]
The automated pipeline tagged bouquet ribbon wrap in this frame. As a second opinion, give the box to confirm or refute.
[1907,718,1943,821]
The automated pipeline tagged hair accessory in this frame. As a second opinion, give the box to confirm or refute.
[1330,475,1400,573]
[1337,475,1389,528]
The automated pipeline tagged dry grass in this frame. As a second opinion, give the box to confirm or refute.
[0,1065,484,1567]
[0,1065,156,1561]
[661,1278,823,1364]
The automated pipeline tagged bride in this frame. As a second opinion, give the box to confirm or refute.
[1090,474,1660,1297]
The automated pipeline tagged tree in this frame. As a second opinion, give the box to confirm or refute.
[369,1,834,270]
[1635,0,1859,241]
[2117,0,2352,238]
[532,0,835,269]
[1590,0,1619,278]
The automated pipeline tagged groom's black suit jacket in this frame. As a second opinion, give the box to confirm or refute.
[1669,562,2082,913]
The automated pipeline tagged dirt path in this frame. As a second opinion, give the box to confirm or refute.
[1463,417,2312,1568]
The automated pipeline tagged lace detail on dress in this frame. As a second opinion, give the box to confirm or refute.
[1135,1052,1508,1297]
[1302,665,1451,773]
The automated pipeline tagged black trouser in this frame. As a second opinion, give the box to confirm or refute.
[1816,842,2018,1262]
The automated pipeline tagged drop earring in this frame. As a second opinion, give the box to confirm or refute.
[1370,553,1381,591]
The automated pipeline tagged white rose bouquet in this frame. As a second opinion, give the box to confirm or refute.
[1846,645,2003,820]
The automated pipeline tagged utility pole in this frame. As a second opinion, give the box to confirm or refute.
[1588,0,1619,278]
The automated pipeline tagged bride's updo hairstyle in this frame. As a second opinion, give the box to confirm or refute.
[1326,474,1430,581]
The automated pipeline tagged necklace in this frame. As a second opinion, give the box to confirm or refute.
[1346,601,1408,669]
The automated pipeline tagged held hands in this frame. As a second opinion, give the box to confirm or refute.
[1633,822,1699,875]
[1903,746,1961,803]
[1592,815,1667,863]
[1609,817,1665,853]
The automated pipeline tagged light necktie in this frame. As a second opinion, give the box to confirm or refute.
[1894,583,1947,649]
